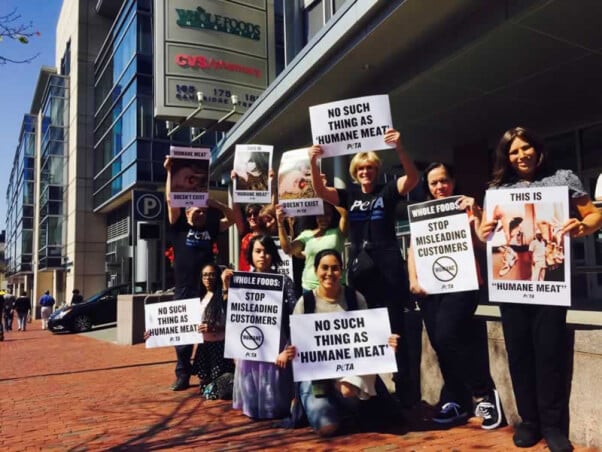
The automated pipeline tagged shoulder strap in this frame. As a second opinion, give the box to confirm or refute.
[302,290,316,314]
[344,286,358,311]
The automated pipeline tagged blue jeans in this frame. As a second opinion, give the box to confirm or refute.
[17,312,28,330]
[299,380,359,436]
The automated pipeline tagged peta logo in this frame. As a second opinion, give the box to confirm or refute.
[349,197,384,211]
[187,230,211,241]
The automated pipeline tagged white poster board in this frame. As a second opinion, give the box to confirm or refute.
[233,144,273,204]
[278,148,324,217]
[309,94,394,157]
[144,298,203,348]
[169,146,210,207]
[276,249,294,282]
[224,272,284,362]
[485,186,571,306]
[408,196,479,294]
[290,307,397,382]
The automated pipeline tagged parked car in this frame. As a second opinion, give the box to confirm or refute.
[48,283,145,333]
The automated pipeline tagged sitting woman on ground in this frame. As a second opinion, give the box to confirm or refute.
[276,202,347,292]
[407,162,503,430]
[192,263,234,399]
[279,249,399,437]
[222,234,297,419]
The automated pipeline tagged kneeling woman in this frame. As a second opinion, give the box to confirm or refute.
[222,235,297,419]
[280,249,398,436]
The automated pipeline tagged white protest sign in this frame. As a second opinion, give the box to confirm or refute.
[290,307,397,382]
[310,94,394,157]
[276,249,294,282]
[278,148,324,217]
[233,144,273,204]
[144,298,203,348]
[169,146,211,208]
[224,272,284,362]
[408,196,479,294]
[485,186,571,306]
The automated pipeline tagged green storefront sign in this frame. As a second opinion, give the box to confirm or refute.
[176,7,261,41]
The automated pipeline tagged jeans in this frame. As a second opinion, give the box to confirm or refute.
[299,380,360,435]
[3,313,13,330]
[17,312,28,331]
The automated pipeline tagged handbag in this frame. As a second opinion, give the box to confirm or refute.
[348,204,379,289]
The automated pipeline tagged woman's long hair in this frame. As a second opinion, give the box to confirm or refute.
[489,126,550,187]
[200,263,225,327]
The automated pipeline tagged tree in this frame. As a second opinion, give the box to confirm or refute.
[0,8,40,65]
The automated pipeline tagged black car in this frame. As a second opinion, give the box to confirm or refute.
[48,284,145,333]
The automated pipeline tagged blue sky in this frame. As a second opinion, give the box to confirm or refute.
[0,0,62,231]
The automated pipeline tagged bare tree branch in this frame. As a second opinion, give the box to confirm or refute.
[0,8,41,65]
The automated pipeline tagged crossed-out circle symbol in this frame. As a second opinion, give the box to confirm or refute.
[241,326,264,350]
[432,256,458,282]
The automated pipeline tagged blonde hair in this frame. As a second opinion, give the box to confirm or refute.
[349,152,381,183]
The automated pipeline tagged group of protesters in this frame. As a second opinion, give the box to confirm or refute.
[161,125,602,452]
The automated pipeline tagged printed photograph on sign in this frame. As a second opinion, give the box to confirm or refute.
[144,298,203,348]
[169,146,211,208]
[485,186,571,306]
[233,144,272,204]
[278,148,323,217]
[309,94,394,157]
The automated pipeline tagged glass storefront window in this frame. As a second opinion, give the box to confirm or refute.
[581,124,602,171]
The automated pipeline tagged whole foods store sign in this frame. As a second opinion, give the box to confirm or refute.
[154,0,275,125]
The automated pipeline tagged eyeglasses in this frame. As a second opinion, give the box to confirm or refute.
[202,273,217,278]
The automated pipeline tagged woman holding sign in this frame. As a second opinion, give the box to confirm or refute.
[407,162,502,429]
[192,263,234,399]
[222,235,297,419]
[309,128,419,405]
[276,202,347,291]
[478,127,602,452]
[280,249,399,437]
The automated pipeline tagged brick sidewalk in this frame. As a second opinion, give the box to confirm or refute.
[1,321,598,451]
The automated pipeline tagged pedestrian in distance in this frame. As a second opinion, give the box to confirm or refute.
[39,290,56,330]
[3,293,15,331]
[71,289,84,305]
[15,291,32,332]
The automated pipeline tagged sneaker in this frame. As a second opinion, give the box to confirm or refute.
[432,402,468,424]
[475,389,503,430]
[513,421,542,448]
[171,377,190,391]
[542,427,573,452]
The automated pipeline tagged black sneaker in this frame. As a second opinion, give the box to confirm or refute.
[432,402,468,424]
[542,427,573,452]
[475,389,503,430]
[171,377,190,391]
[513,422,542,448]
